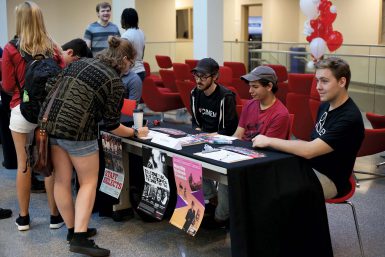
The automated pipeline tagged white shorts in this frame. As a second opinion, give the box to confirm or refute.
[9,104,37,133]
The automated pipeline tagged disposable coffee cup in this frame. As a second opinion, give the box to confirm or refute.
[133,109,144,129]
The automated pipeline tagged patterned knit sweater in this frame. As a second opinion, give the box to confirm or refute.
[39,58,124,141]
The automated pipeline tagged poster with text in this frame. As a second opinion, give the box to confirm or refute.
[99,132,124,199]
[170,156,204,236]
[137,146,170,220]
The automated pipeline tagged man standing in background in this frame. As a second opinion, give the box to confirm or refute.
[84,2,120,56]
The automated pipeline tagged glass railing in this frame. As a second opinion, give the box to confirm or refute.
[144,40,385,114]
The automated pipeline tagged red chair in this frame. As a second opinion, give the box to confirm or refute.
[354,128,385,178]
[366,112,385,129]
[366,112,385,167]
[288,113,295,139]
[142,77,184,120]
[185,59,199,70]
[175,80,196,115]
[143,61,162,87]
[266,64,289,106]
[159,69,178,93]
[172,63,194,82]
[286,73,315,141]
[219,66,247,106]
[309,77,321,123]
[155,55,173,69]
[223,61,250,99]
[121,99,136,117]
[326,175,365,257]
[223,61,246,78]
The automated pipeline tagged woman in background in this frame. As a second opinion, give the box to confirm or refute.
[1,1,64,231]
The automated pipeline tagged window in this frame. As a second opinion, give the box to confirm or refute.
[176,8,193,39]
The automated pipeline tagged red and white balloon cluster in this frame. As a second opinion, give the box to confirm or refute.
[301,0,343,60]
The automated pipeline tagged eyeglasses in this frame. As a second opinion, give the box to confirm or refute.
[193,73,212,82]
[129,60,135,69]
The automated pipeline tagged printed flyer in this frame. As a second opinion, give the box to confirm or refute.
[137,146,170,220]
[99,132,124,199]
[170,156,204,236]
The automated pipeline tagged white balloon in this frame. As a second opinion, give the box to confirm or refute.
[310,37,327,59]
[307,60,315,70]
[330,5,337,14]
[303,20,314,36]
[300,0,319,19]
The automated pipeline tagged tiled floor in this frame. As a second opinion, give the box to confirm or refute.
[1,110,385,257]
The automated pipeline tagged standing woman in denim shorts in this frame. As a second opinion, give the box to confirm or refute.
[1,1,65,231]
[39,36,148,256]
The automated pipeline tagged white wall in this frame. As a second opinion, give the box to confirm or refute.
[6,0,108,45]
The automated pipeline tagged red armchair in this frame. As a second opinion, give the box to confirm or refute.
[155,55,173,69]
[172,63,194,82]
[223,61,250,99]
[159,69,178,93]
[143,61,162,86]
[185,59,199,70]
[175,80,196,115]
[354,128,385,178]
[142,78,184,117]
[266,64,289,105]
[286,73,315,141]
[366,112,385,129]
[309,77,321,123]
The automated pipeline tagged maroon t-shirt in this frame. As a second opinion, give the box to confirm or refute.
[239,99,290,141]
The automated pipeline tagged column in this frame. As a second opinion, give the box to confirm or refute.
[193,0,223,64]
[0,0,8,47]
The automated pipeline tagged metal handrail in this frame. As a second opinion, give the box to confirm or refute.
[249,49,385,59]
[224,40,385,48]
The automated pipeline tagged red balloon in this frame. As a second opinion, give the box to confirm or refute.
[319,1,332,13]
[319,11,337,24]
[326,31,343,52]
[306,34,316,43]
[315,20,333,40]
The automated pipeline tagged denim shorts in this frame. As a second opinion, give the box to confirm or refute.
[9,104,37,133]
[50,138,99,157]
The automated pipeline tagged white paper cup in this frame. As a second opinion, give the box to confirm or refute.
[133,109,144,129]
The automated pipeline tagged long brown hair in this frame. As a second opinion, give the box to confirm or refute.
[96,36,137,74]
[15,1,56,57]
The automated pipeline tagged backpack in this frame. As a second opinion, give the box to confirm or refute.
[9,39,61,124]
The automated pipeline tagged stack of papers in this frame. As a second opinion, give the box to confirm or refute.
[194,149,252,163]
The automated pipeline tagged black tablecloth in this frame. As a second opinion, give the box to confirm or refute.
[105,123,333,257]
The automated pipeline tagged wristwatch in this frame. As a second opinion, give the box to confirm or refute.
[133,128,139,138]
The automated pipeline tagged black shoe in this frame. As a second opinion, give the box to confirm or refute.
[0,208,12,219]
[201,215,229,230]
[15,214,30,231]
[67,228,97,242]
[50,214,64,229]
[70,237,110,257]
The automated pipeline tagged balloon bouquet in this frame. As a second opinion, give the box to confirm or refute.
[301,0,343,65]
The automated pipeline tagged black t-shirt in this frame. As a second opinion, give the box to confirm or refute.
[198,85,222,133]
[191,84,238,135]
[309,98,364,196]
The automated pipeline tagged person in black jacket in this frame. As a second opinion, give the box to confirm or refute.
[189,58,238,229]
[190,58,238,136]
